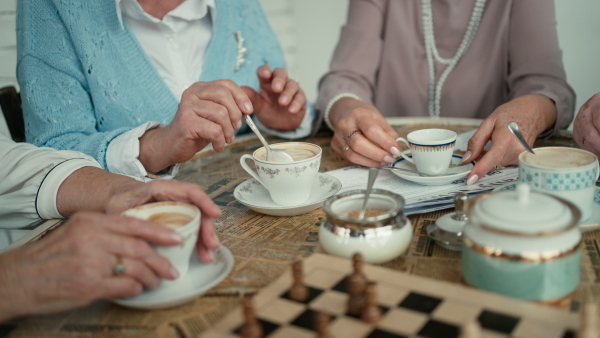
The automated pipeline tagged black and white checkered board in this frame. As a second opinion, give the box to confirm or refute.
[204,253,579,338]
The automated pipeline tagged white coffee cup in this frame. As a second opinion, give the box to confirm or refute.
[519,147,599,220]
[395,129,457,175]
[240,142,322,206]
[122,201,201,282]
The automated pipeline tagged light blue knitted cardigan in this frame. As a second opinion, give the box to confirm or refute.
[17,0,308,169]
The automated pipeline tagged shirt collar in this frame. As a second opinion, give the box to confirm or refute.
[115,0,216,29]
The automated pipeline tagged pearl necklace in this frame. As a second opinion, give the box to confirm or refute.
[421,0,487,117]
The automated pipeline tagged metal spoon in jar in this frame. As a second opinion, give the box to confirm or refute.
[244,115,293,163]
[508,122,535,154]
[358,168,380,219]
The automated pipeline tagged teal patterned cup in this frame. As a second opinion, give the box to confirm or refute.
[519,147,599,221]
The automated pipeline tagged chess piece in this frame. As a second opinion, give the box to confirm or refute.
[289,261,310,302]
[361,282,382,324]
[347,275,366,317]
[241,297,263,338]
[349,253,368,289]
[460,321,482,338]
[577,303,599,338]
[314,312,331,338]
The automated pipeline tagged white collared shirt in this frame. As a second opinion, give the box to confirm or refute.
[107,0,312,181]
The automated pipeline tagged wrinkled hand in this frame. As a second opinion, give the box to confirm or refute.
[241,65,307,131]
[105,179,222,263]
[573,93,600,157]
[0,212,181,321]
[463,94,557,184]
[330,98,400,167]
[139,80,254,173]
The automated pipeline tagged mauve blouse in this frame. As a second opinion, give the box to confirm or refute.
[315,0,575,136]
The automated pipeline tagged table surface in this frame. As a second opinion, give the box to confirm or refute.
[5,119,599,338]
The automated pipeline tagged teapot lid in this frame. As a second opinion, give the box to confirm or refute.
[470,184,578,235]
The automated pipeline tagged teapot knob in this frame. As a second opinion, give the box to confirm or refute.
[452,192,468,221]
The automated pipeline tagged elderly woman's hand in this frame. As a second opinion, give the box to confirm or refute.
[241,65,307,131]
[328,98,400,167]
[463,94,557,184]
[138,80,254,174]
[0,212,181,321]
[104,179,222,263]
[573,93,600,157]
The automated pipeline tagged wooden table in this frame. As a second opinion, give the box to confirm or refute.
[4,118,598,338]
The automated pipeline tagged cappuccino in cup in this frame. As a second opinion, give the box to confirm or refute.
[519,147,599,220]
[240,142,322,206]
[122,201,201,281]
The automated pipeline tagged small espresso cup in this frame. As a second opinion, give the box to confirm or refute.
[395,129,457,175]
[240,142,322,206]
[519,147,599,220]
[122,201,201,282]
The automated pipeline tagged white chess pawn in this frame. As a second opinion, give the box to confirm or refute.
[577,303,599,338]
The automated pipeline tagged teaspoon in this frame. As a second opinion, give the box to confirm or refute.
[244,115,294,163]
[508,122,535,154]
[358,168,379,219]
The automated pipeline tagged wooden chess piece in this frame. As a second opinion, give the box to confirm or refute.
[241,297,263,338]
[577,303,599,338]
[349,253,368,291]
[347,275,366,317]
[289,261,310,302]
[460,321,482,338]
[361,282,382,324]
[314,312,332,338]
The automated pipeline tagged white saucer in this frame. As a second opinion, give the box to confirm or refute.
[113,245,234,310]
[234,173,342,216]
[391,155,474,186]
[493,183,600,230]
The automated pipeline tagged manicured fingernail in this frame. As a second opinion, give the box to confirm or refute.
[467,174,479,186]
[262,69,270,76]
[244,102,253,113]
[289,103,299,113]
[383,155,395,164]
[380,162,388,167]
[171,233,183,243]
[170,267,179,279]
[279,95,289,104]
[462,151,472,162]
[274,82,283,91]
[235,120,243,129]
[390,147,402,157]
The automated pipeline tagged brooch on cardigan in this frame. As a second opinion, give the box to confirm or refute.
[234,31,247,71]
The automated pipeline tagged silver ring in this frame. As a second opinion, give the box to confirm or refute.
[346,130,363,144]
[342,145,350,153]
[114,256,125,276]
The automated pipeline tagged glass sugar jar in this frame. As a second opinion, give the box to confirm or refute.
[319,189,413,264]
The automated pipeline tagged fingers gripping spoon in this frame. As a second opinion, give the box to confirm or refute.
[244,115,293,163]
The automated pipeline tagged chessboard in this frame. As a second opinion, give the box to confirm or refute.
[203,253,581,338]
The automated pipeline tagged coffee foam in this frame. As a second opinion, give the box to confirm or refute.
[148,212,193,229]
[521,148,597,168]
[255,143,319,162]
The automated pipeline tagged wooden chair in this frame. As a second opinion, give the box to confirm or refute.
[0,86,25,142]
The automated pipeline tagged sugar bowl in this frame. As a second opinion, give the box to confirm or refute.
[461,184,582,302]
[319,189,412,264]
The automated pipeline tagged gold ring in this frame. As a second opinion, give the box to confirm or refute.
[342,145,350,153]
[495,164,505,170]
[114,256,125,276]
[346,130,363,144]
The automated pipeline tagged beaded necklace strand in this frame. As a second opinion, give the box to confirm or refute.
[421,0,487,117]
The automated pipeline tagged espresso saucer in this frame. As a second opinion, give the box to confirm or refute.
[234,173,342,216]
[391,155,475,186]
[493,183,600,231]
[112,245,234,310]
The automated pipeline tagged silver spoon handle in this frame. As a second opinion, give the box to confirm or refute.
[508,121,535,154]
[358,168,379,219]
[245,115,273,156]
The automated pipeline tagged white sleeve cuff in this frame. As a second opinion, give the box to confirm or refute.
[253,105,315,139]
[106,122,179,182]
[36,158,102,220]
